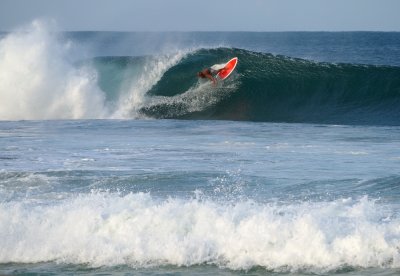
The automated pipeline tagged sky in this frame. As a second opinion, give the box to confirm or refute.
[1,0,400,32]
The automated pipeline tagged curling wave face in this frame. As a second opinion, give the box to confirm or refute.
[136,48,400,125]
[77,48,400,125]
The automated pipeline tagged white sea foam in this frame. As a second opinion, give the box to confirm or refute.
[141,74,238,119]
[0,20,109,120]
[0,192,399,272]
[112,51,188,119]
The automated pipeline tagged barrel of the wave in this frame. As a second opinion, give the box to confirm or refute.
[217,57,238,80]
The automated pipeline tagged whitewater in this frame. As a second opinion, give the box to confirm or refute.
[0,21,189,120]
[1,21,400,275]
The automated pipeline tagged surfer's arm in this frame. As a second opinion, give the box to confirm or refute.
[202,71,216,85]
[206,74,217,85]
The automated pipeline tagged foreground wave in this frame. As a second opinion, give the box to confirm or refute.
[1,192,399,272]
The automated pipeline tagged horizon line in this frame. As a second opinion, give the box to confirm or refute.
[1,29,400,33]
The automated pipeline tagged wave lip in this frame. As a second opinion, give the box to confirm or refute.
[0,193,399,272]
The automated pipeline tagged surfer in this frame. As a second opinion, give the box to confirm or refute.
[197,63,226,86]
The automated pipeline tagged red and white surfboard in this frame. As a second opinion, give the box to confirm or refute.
[217,57,238,80]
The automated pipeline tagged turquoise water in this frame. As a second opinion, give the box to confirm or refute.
[1,23,400,275]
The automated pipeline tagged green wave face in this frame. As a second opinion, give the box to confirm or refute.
[93,48,400,125]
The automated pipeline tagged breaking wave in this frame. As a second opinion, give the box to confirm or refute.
[1,21,400,125]
[0,192,399,272]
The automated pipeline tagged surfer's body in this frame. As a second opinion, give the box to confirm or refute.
[197,68,216,85]
[197,59,237,85]
[197,63,226,85]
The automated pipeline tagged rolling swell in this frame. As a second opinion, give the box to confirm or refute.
[138,48,400,125]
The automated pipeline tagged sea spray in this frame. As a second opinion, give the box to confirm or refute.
[0,20,108,120]
[0,21,193,121]
[112,51,189,119]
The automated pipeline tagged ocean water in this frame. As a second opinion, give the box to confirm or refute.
[1,21,400,275]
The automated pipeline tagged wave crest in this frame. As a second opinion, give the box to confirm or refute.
[0,192,399,272]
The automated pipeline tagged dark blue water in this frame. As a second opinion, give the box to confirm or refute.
[1,22,400,275]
